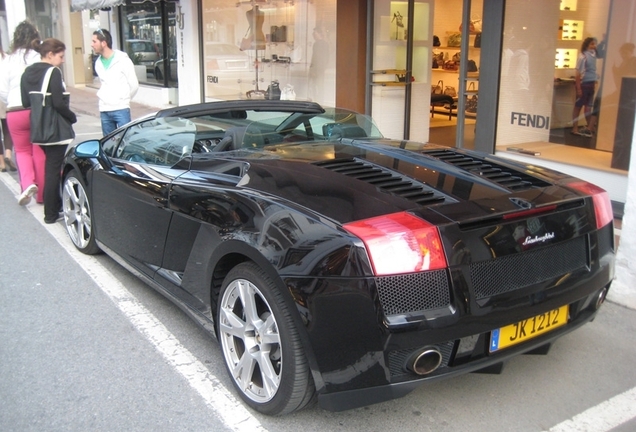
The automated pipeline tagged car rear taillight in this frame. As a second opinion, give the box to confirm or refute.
[568,181,614,229]
[343,212,447,276]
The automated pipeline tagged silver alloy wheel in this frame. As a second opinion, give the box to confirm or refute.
[62,176,93,250]
[219,278,282,403]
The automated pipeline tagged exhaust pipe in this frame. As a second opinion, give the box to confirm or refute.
[594,287,608,310]
[407,348,442,376]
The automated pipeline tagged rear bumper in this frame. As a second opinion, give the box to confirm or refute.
[317,286,606,411]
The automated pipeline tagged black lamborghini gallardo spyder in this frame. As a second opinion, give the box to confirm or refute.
[61,101,614,415]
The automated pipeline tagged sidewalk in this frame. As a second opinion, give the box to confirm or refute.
[67,85,159,120]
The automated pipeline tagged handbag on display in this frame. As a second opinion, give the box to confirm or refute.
[280,84,296,100]
[431,80,444,95]
[443,60,458,71]
[444,86,457,97]
[240,27,252,51]
[467,59,478,72]
[266,80,281,100]
[465,81,478,113]
[433,35,441,47]
[474,33,482,48]
[447,33,461,47]
[29,67,75,145]
[466,95,478,113]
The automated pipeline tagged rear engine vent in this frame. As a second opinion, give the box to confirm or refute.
[422,149,551,191]
[470,236,587,299]
[313,158,446,206]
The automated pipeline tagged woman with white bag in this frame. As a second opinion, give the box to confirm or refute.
[0,21,42,205]
[21,38,77,224]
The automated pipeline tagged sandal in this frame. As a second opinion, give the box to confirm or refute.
[4,157,17,172]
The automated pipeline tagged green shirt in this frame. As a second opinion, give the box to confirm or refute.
[100,54,114,70]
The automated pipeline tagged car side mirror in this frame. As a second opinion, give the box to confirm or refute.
[73,140,101,158]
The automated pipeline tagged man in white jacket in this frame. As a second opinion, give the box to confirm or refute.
[91,28,139,136]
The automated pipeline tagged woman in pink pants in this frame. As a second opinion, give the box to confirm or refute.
[0,21,43,205]
[7,109,45,203]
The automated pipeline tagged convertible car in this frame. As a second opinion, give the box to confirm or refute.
[61,100,615,416]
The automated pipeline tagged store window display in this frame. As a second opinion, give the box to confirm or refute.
[201,0,336,106]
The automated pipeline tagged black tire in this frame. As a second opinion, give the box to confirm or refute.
[62,170,100,255]
[217,262,315,415]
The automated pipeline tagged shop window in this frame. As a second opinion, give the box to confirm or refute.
[119,0,178,88]
[200,0,336,106]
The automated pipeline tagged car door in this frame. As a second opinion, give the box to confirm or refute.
[92,117,197,278]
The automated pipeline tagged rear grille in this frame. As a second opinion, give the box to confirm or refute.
[313,158,447,206]
[422,149,551,191]
[470,236,588,299]
[375,270,451,315]
[388,341,455,378]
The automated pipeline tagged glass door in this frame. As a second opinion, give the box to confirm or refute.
[370,0,433,141]
[429,0,483,149]
[370,0,482,147]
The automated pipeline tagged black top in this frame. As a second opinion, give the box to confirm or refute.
[20,62,77,124]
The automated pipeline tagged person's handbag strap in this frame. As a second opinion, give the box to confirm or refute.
[38,67,56,106]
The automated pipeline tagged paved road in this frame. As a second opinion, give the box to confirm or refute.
[1,113,635,431]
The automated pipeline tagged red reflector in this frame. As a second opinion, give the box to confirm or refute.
[343,212,447,276]
[568,181,613,229]
[503,205,557,220]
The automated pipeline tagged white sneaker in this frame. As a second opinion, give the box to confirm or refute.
[18,184,38,206]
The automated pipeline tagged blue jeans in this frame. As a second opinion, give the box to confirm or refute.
[100,108,132,136]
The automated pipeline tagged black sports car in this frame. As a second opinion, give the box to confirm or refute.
[61,100,615,416]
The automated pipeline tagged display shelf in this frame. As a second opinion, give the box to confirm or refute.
[440,46,480,50]
[371,69,408,86]
[559,19,584,41]
[431,70,479,77]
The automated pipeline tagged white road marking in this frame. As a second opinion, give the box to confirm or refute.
[0,172,267,432]
[546,387,636,432]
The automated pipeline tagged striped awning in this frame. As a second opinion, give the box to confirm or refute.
[70,0,125,11]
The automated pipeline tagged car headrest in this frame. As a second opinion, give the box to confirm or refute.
[213,126,247,152]
[323,123,367,139]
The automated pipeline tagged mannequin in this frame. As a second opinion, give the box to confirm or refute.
[246,6,266,50]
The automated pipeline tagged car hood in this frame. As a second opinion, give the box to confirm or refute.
[190,138,584,225]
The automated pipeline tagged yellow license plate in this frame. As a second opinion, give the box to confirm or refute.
[489,305,569,352]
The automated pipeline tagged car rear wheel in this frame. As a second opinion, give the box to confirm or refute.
[62,171,100,255]
[217,262,315,415]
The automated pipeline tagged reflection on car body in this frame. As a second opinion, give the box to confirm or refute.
[60,100,615,416]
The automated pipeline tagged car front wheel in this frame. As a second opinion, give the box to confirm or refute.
[217,262,315,415]
[62,171,100,255]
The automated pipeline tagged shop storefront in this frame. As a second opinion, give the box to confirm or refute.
[495,0,632,205]
[368,0,633,205]
[8,0,635,205]
[199,0,336,107]
[118,0,178,88]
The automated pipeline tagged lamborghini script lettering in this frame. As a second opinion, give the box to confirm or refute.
[522,232,556,246]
